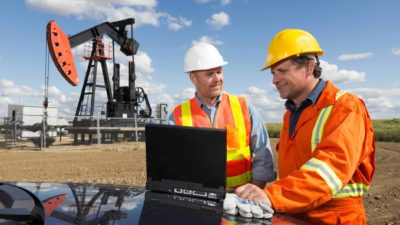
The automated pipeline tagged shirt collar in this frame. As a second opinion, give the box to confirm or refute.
[285,79,326,111]
[308,79,325,105]
[194,92,222,108]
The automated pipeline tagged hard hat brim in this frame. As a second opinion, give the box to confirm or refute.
[185,61,228,73]
[260,64,269,72]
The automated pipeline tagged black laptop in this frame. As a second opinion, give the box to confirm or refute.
[145,124,227,202]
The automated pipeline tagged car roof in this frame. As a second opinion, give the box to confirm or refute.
[3,182,306,225]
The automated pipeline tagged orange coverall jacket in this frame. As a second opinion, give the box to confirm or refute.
[265,81,375,224]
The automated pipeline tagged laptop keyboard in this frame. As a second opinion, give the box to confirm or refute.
[172,194,218,207]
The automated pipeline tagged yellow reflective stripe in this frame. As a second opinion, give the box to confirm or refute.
[335,90,347,101]
[227,146,251,161]
[181,100,192,126]
[301,158,342,196]
[227,170,252,188]
[228,95,246,148]
[334,183,369,198]
[311,105,333,152]
[310,90,347,152]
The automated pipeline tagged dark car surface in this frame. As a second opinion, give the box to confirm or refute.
[1,182,308,225]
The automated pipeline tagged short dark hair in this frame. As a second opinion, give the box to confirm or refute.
[290,55,322,78]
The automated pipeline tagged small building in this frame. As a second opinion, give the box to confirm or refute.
[155,103,168,121]
[7,104,67,138]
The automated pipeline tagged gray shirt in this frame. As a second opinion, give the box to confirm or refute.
[168,93,276,182]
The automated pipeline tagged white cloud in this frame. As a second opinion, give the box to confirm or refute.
[240,86,285,122]
[170,88,195,106]
[0,96,13,116]
[0,79,40,97]
[338,52,373,61]
[135,51,155,73]
[238,83,400,122]
[162,14,192,31]
[2,76,399,122]
[195,0,213,3]
[221,0,231,5]
[195,0,231,5]
[192,36,224,46]
[163,87,193,114]
[25,0,190,31]
[0,37,171,119]
[392,48,400,55]
[0,79,42,117]
[206,12,229,29]
[350,85,400,120]
[320,60,366,84]
[73,42,170,117]
[72,37,154,79]
[107,0,157,8]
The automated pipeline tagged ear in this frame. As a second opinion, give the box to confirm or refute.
[306,60,316,77]
[189,72,197,85]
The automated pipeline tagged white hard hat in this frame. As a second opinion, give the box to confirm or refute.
[184,42,228,72]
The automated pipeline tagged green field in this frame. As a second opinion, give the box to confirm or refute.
[266,118,400,142]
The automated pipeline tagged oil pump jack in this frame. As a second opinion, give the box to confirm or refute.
[47,18,153,143]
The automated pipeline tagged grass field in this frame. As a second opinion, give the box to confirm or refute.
[266,118,400,142]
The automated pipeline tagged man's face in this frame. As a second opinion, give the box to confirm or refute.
[190,66,224,99]
[270,59,310,102]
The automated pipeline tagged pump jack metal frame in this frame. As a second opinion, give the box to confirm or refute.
[47,18,156,144]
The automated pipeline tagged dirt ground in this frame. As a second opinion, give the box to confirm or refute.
[0,136,399,225]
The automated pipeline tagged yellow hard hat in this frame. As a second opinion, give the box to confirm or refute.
[261,29,324,71]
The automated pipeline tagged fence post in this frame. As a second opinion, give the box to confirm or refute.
[41,110,47,150]
[134,111,138,142]
[97,114,101,146]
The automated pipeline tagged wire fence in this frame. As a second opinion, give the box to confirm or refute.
[0,113,168,150]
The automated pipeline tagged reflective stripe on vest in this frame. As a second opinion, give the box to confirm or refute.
[229,95,246,150]
[226,95,251,187]
[181,100,193,126]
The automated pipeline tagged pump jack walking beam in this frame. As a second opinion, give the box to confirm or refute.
[46,18,139,86]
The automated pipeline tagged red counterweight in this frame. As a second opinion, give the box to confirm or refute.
[47,20,79,86]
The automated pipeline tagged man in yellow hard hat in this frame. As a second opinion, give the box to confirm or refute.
[169,42,276,189]
[234,29,376,224]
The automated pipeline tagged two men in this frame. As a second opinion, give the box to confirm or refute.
[171,29,375,224]
[235,29,376,224]
[168,42,276,189]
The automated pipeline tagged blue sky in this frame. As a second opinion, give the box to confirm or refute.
[0,0,399,122]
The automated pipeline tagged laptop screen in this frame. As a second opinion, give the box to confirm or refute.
[145,124,226,198]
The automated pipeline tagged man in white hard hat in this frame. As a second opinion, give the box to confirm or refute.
[169,42,275,189]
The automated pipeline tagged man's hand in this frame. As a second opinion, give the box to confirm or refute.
[223,193,274,219]
[250,179,266,189]
[235,183,272,208]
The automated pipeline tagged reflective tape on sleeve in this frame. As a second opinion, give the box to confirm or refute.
[334,183,369,198]
[301,157,342,196]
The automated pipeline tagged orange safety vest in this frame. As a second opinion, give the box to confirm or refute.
[173,93,252,188]
[265,81,375,224]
